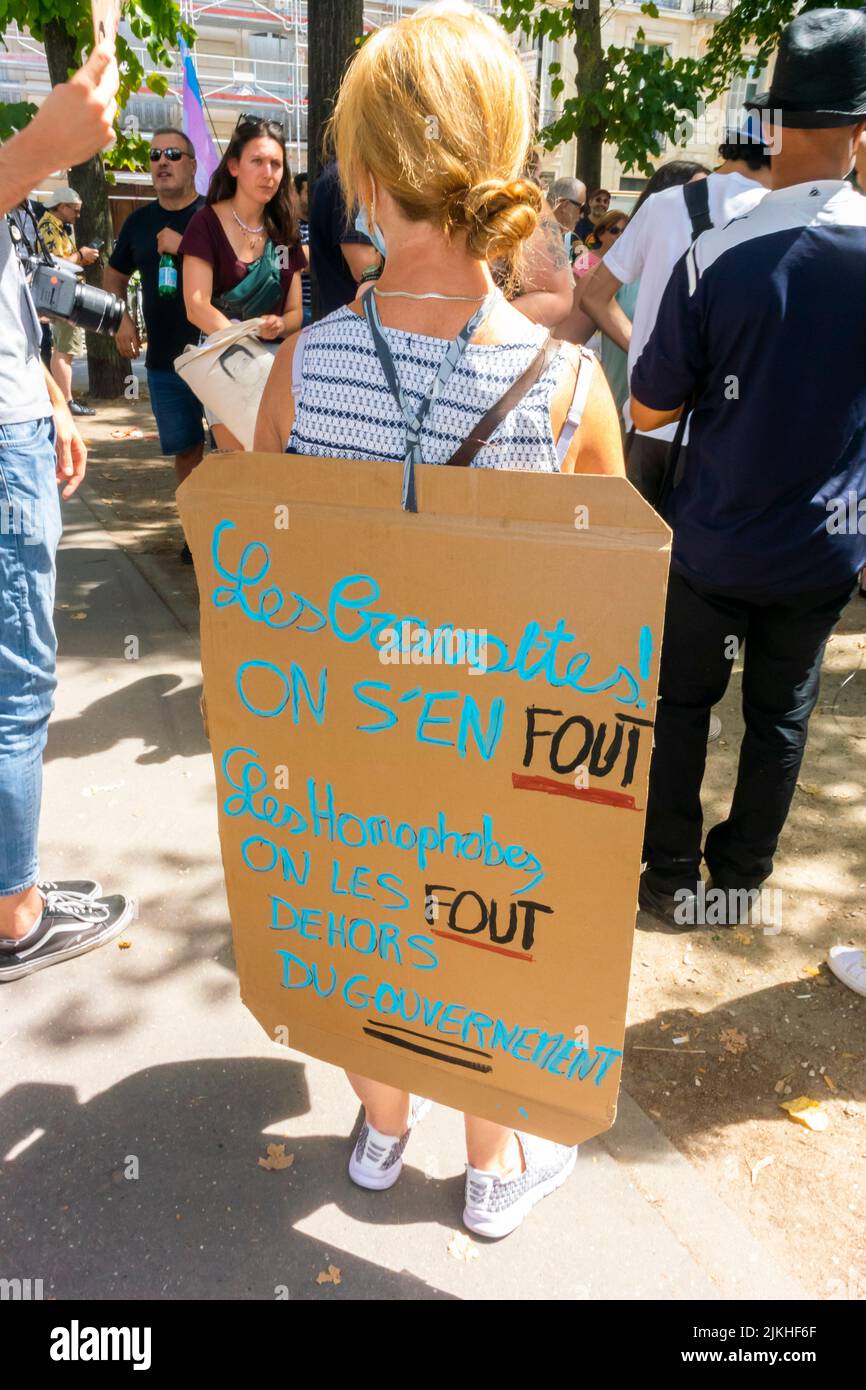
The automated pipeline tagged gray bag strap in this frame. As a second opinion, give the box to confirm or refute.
[363,288,499,513]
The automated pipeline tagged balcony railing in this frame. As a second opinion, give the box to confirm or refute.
[693,0,733,16]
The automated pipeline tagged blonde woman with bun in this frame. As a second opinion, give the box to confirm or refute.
[255,1,624,1239]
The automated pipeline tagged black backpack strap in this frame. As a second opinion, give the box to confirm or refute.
[445,337,560,468]
[683,178,712,242]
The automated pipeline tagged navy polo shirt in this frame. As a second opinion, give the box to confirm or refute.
[631,180,866,595]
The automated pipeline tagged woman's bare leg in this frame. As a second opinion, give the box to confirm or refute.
[464,1116,525,1176]
[346,1072,410,1135]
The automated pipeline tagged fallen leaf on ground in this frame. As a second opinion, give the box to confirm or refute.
[720,1028,748,1055]
[733,931,753,946]
[801,965,821,978]
[448,1231,479,1263]
[780,1097,829,1132]
[823,1075,837,1092]
[82,782,125,798]
[258,1143,295,1171]
[117,940,131,950]
[70,611,88,620]
[750,1155,775,1185]
[316,1265,341,1285]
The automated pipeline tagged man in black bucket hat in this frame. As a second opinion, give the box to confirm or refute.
[751,5,866,127]
[629,9,866,929]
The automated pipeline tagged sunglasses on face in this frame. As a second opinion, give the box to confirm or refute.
[149,147,189,162]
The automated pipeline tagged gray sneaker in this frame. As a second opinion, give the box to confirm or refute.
[463,1132,577,1238]
[348,1096,432,1191]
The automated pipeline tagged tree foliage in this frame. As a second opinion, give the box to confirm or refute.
[0,0,194,168]
[500,0,853,176]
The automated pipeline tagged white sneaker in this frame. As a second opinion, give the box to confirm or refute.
[463,1132,577,1239]
[828,945,866,998]
[348,1096,432,1191]
[708,713,722,742]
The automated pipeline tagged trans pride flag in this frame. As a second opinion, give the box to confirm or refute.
[179,34,220,196]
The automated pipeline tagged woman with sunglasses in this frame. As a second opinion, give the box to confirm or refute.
[180,115,305,449]
[255,1,624,1239]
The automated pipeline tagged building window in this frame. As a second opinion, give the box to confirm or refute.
[121,95,181,133]
[728,62,766,113]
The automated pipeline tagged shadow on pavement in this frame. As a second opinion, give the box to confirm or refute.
[45,674,209,765]
[0,1058,458,1301]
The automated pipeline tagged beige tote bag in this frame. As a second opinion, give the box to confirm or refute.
[174,318,277,451]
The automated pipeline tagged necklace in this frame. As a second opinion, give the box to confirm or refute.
[373,287,487,302]
[231,206,265,244]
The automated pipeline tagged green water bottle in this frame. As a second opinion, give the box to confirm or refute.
[158,252,178,298]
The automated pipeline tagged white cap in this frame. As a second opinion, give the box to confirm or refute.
[45,186,82,208]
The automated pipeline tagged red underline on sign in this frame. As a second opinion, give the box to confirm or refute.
[511,772,641,811]
[430,929,533,963]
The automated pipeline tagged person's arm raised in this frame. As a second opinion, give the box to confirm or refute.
[0,43,118,215]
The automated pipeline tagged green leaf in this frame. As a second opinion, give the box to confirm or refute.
[0,98,37,138]
[146,71,169,97]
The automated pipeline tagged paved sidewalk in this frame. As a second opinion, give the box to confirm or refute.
[0,499,807,1301]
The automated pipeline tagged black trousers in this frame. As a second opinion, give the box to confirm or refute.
[643,572,856,892]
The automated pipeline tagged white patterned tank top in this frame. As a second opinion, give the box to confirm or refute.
[286,304,595,471]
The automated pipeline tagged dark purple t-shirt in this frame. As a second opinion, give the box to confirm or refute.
[178,204,305,314]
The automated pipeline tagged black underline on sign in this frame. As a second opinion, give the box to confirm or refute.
[363,1027,493,1073]
[367,1019,492,1058]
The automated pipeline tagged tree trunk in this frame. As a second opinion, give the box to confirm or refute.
[306,0,364,189]
[572,0,605,193]
[43,19,126,399]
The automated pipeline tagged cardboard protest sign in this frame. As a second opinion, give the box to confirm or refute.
[179,457,670,1145]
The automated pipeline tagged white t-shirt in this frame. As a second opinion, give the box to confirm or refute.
[604,170,767,440]
[0,217,50,426]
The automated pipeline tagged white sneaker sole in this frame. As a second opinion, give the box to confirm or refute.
[348,1149,404,1191]
[0,899,136,983]
[828,947,866,998]
[463,1147,578,1239]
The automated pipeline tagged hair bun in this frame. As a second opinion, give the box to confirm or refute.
[447,177,541,261]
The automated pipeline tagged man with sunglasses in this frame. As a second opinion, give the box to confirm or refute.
[104,129,205,560]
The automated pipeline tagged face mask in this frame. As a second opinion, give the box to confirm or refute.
[355,202,387,259]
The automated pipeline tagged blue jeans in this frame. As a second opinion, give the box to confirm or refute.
[0,417,61,895]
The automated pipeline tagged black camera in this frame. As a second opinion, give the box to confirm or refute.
[28,255,125,337]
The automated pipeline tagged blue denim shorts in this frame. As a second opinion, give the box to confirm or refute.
[146,369,205,457]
